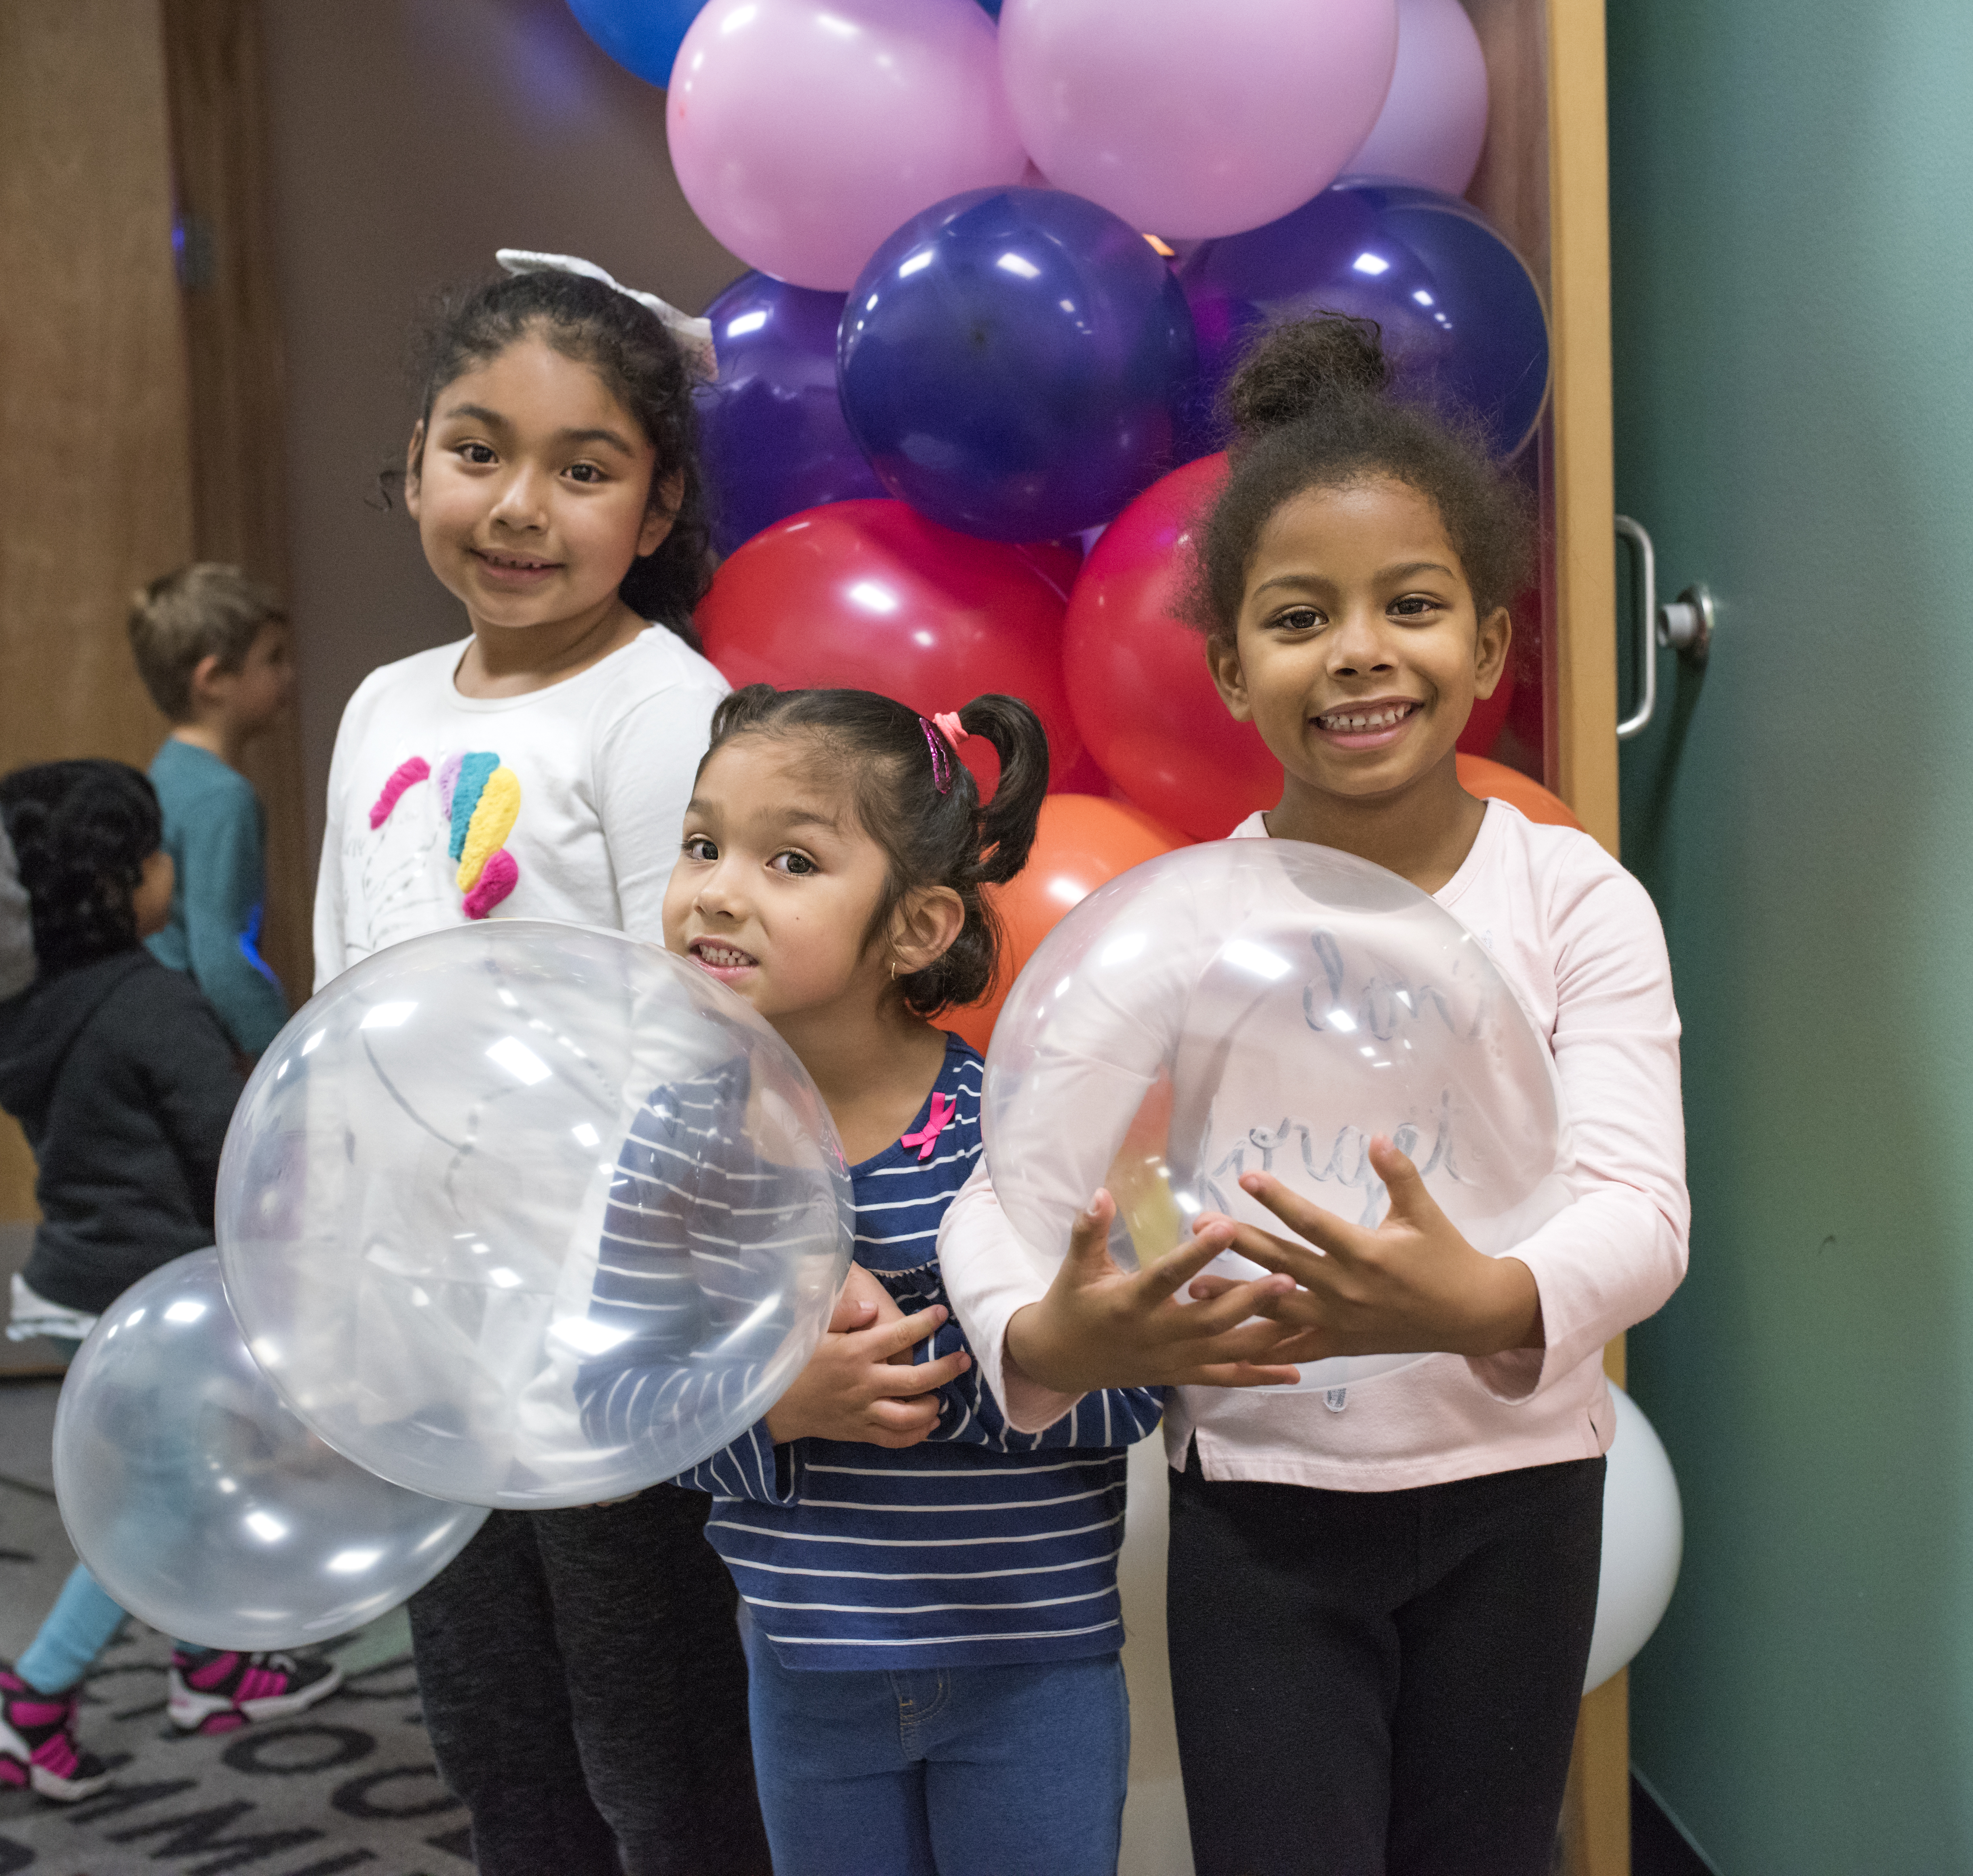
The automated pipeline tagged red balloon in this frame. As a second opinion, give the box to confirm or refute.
[942,794,1185,1054]
[698,500,1082,774]
[1062,455,1280,839]
[1455,659,1516,756]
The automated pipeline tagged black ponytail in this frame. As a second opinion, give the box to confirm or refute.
[1190,312,1534,645]
[700,686,1051,1018]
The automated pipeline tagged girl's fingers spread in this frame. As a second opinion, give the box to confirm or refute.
[1186,1274,1241,1301]
[1064,1189,1118,1271]
[1135,1221,1239,1301]
[1221,1219,1343,1285]
[1236,1172,1357,1257]
[1368,1135,1443,1225]
[1168,1274,1295,1337]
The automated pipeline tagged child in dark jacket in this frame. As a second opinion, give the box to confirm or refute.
[0,761,339,1803]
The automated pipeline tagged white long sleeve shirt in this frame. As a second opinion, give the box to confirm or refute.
[937,800,1689,1491]
[313,630,728,989]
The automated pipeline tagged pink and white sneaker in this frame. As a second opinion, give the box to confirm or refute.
[167,1649,342,1735]
[0,1665,110,1802]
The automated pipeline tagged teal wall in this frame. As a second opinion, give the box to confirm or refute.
[1610,4,1973,1869]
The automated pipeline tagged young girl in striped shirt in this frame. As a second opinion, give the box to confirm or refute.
[634,684,1160,1876]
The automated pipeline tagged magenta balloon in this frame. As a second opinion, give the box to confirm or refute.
[668,0,1027,292]
[997,0,1398,240]
[1343,0,1490,196]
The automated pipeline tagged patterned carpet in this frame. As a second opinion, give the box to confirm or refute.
[0,1621,468,1876]
[1,1372,463,1876]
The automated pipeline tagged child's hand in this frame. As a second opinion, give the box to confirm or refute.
[1208,1136,1545,1359]
[832,1262,923,1369]
[1003,1191,1316,1393]
[764,1302,970,1448]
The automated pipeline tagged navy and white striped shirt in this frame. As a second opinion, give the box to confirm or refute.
[574,1056,850,1478]
[677,1034,1163,1671]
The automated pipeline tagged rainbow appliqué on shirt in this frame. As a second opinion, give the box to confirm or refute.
[369,750,521,919]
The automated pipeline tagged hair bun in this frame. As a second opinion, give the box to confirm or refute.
[1225,313,1392,439]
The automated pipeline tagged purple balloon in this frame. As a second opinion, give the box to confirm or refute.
[697,274,885,556]
[837,187,1198,541]
[1179,181,1549,460]
[1344,0,1491,196]
[998,0,1398,240]
[668,0,1025,292]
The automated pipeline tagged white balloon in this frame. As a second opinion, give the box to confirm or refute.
[982,840,1569,1395]
[1343,0,1491,197]
[54,1250,487,1650]
[1584,1384,1684,1691]
[217,922,853,1509]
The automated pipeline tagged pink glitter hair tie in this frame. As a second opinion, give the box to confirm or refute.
[921,712,969,795]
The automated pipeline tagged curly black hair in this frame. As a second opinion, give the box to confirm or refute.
[701,687,1050,1019]
[398,268,714,647]
[0,761,162,977]
[1190,313,1536,645]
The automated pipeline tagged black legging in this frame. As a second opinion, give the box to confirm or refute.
[1166,1447,1605,1876]
[408,1484,771,1876]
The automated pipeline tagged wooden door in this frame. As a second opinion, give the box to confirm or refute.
[0,0,306,1223]
[1467,0,1627,1870]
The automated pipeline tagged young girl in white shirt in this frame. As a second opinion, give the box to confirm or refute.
[938,315,1690,1876]
[312,258,763,1875]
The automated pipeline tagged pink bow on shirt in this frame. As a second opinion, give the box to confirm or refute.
[900,1092,955,1162]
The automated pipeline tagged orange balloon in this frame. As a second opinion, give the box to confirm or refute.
[942,795,1184,1055]
[1456,753,1584,832]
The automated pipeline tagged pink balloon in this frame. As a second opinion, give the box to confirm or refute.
[1343,0,1490,196]
[997,0,1398,240]
[668,0,1028,292]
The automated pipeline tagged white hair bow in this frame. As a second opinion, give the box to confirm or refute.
[496,249,717,380]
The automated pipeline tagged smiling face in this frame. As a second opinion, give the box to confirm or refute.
[663,736,905,1026]
[404,331,676,642]
[1208,475,1510,813]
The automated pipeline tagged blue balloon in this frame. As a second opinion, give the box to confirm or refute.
[1179,181,1551,460]
[697,273,885,556]
[838,187,1198,541]
[565,0,706,88]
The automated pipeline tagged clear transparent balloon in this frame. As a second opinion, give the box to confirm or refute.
[983,841,1568,1393]
[53,1249,487,1650]
[217,922,853,1508]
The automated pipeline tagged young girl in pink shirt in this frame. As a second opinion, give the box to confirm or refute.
[938,315,1689,1876]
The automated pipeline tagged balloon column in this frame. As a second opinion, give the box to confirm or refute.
[575,0,1563,1010]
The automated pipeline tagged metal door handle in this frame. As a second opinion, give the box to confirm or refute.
[1615,515,1715,741]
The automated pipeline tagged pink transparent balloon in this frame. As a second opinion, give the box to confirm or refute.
[1343,0,1490,196]
[668,0,1027,292]
[997,0,1398,240]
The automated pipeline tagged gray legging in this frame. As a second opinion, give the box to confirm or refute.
[407,1483,770,1876]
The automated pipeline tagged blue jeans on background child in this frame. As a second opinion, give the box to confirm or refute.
[745,1645,1130,1876]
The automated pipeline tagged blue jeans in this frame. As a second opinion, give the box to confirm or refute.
[746,1646,1129,1876]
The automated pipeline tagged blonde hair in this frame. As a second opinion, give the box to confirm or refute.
[127,564,285,722]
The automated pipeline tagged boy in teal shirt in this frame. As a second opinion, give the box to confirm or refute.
[128,565,295,1057]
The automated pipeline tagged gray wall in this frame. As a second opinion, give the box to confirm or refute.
[1612,1,1973,1867]
[262,0,745,858]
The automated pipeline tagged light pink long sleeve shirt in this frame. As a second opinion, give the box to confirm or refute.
[936,800,1689,1491]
